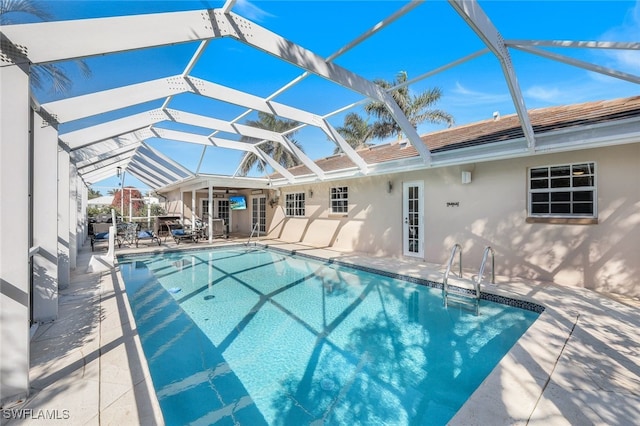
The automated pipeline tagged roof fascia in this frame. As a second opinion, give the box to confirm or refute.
[266,116,640,187]
[449,0,536,151]
[163,176,271,194]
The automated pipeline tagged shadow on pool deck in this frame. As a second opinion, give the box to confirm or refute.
[4,237,640,425]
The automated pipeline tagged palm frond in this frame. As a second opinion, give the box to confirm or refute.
[0,0,52,24]
[364,71,454,140]
[238,112,304,176]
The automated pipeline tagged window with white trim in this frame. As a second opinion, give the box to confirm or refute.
[528,162,596,217]
[285,192,305,217]
[330,186,348,214]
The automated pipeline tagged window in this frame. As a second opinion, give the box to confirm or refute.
[330,186,348,214]
[285,192,305,217]
[528,162,596,218]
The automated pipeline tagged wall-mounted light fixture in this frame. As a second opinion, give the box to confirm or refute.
[308,189,313,198]
[461,171,472,184]
[269,189,280,208]
[116,166,122,178]
[387,180,393,193]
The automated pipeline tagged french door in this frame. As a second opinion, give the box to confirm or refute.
[251,196,266,234]
[403,181,424,257]
[216,199,230,233]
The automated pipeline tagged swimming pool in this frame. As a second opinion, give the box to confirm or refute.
[118,246,541,425]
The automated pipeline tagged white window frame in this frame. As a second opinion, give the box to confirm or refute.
[330,186,349,214]
[201,198,210,219]
[528,162,597,218]
[285,192,305,217]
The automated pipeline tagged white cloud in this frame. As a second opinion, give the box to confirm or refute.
[450,82,511,104]
[525,86,562,102]
[598,1,640,69]
[234,0,274,22]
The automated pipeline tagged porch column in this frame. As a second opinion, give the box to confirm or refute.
[208,185,213,243]
[32,113,59,322]
[0,59,30,405]
[69,164,79,270]
[191,189,196,227]
[180,191,184,223]
[57,148,70,289]
[80,184,88,243]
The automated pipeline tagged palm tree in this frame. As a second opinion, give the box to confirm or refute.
[238,112,304,176]
[88,188,102,199]
[332,113,374,155]
[0,0,91,93]
[365,71,454,140]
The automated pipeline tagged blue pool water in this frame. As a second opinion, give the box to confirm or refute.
[118,247,540,425]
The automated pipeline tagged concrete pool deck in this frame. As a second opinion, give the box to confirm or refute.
[3,237,639,425]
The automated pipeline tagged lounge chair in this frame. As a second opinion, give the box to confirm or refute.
[171,228,198,244]
[170,226,198,244]
[136,229,161,247]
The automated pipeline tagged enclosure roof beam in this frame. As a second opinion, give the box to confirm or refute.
[449,0,536,151]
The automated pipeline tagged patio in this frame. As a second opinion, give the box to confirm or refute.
[3,237,638,425]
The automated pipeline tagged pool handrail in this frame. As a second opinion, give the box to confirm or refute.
[246,222,260,246]
[476,246,496,286]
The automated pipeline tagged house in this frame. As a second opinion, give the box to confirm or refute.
[159,96,640,297]
[87,195,114,209]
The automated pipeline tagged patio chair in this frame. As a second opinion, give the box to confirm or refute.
[210,218,227,239]
[119,222,139,247]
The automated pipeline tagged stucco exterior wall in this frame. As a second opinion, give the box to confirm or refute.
[270,143,639,296]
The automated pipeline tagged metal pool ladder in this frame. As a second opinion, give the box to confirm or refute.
[246,222,260,247]
[442,244,495,315]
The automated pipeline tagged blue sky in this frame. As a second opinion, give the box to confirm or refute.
[14,0,640,193]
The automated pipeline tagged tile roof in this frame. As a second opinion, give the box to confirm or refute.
[272,96,640,178]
